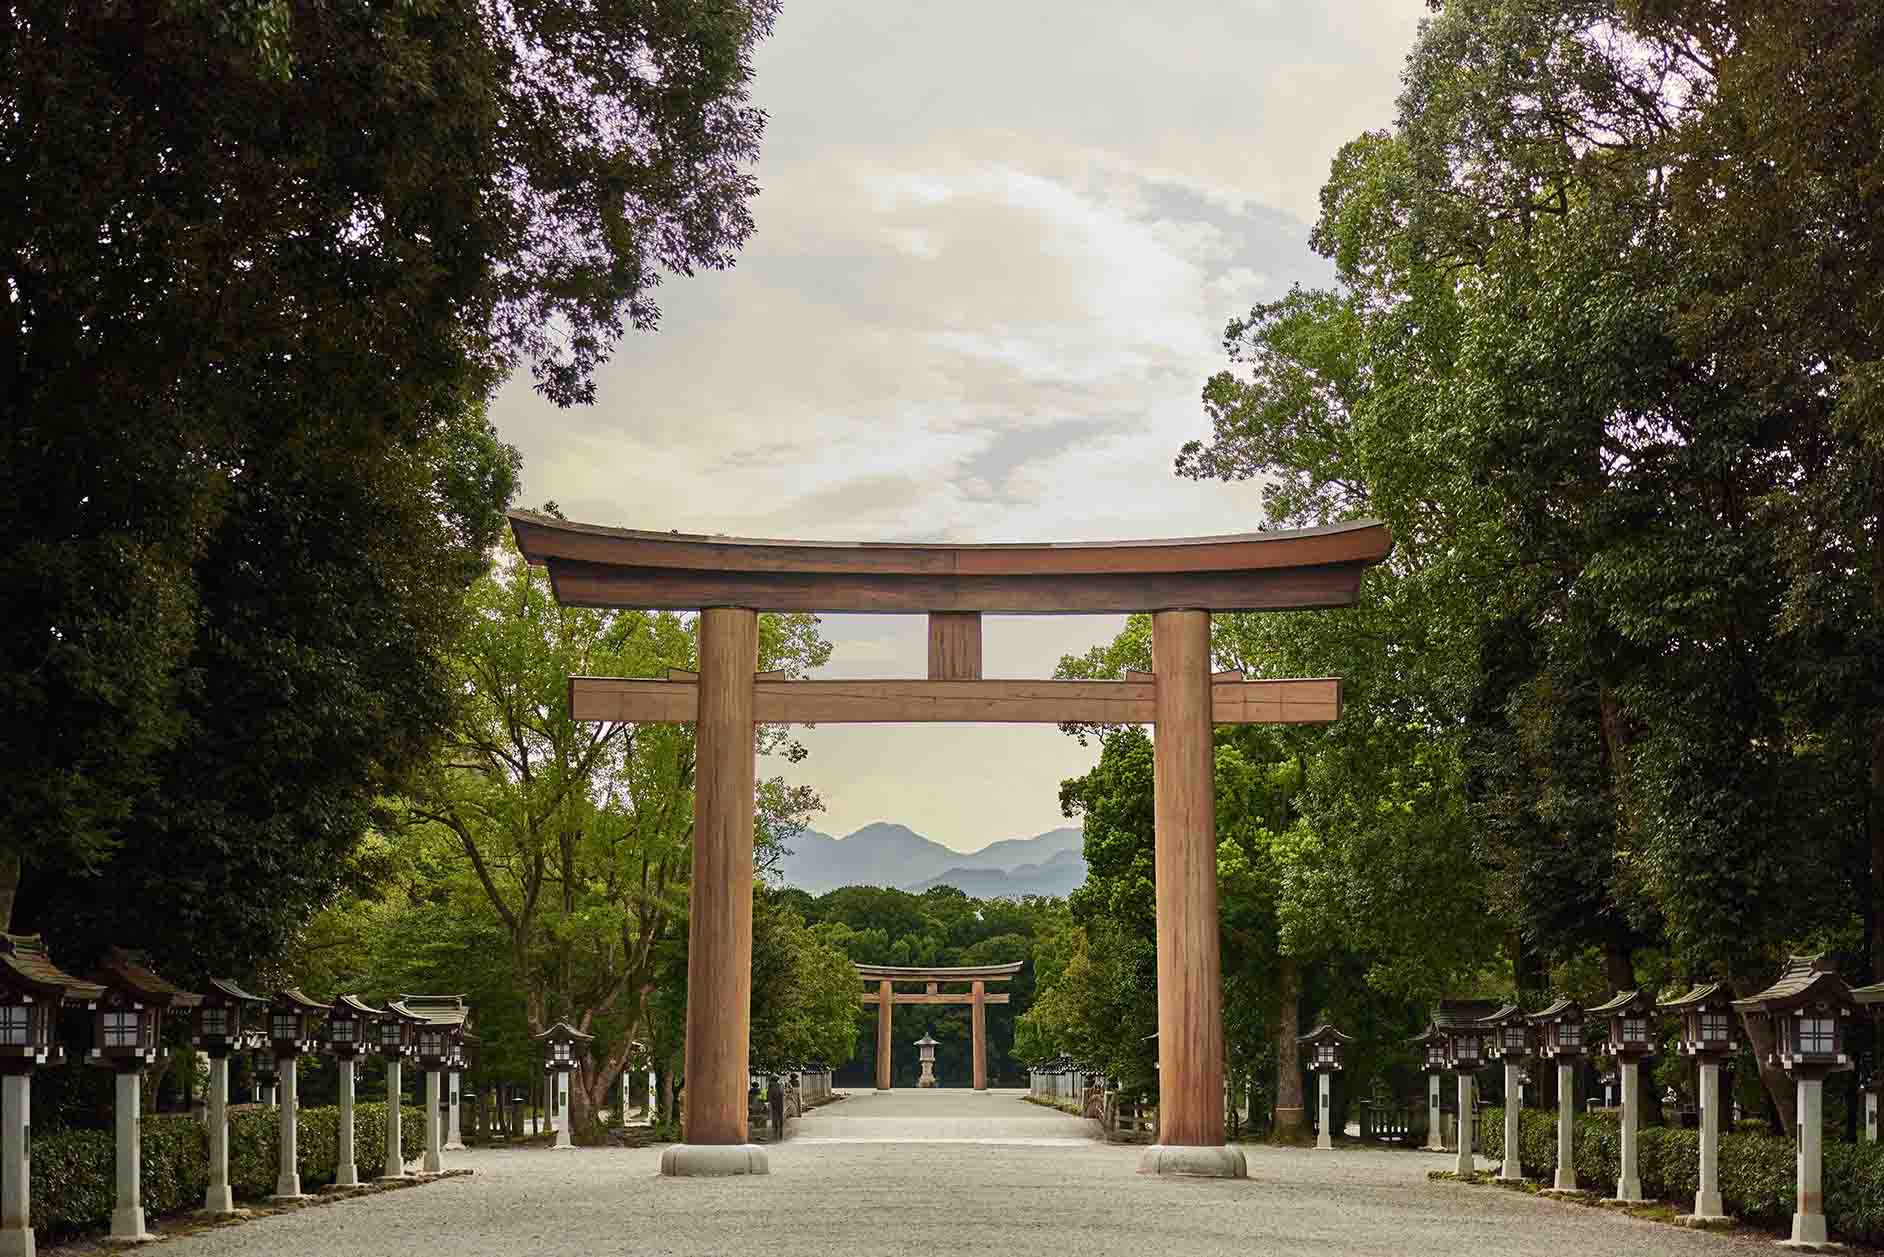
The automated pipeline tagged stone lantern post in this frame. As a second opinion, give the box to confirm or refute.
[1442,1022,1484,1176]
[374,1002,421,1181]
[1738,955,1854,1248]
[86,950,200,1244]
[1658,982,1738,1225]
[535,1021,594,1150]
[266,988,329,1201]
[0,934,99,1257]
[1296,1024,1353,1151]
[1408,1023,1449,1151]
[394,995,471,1173]
[192,978,266,1214]
[915,1033,939,1088]
[325,995,382,1189]
[1526,998,1587,1196]
[1588,989,1656,1203]
[1479,1005,1532,1183]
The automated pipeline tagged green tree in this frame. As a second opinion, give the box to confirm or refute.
[4,0,778,954]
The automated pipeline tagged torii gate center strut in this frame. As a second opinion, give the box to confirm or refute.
[509,511,1394,1180]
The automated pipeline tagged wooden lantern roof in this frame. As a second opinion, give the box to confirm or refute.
[1732,955,1853,1017]
[1526,997,1583,1025]
[395,993,471,1030]
[331,993,384,1019]
[1297,1023,1356,1048]
[1847,979,1884,1008]
[1478,1003,1526,1029]
[533,1020,594,1045]
[508,511,1394,615]
[92,949,200,1009]
[1658,982,1735,1014]
[203,977,264,1007]
[1408,1020,1449,1047]
[1587,988,1655,1019]
[272,987,330,1015]
[0,934,101,1002]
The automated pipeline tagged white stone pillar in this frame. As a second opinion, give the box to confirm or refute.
[1791,1076,1827,1246]
[1455,1074,1474,1175]
[1695,1060,1725,1220]
[1867,1086,1878,1144]
[380,1059,406,1180]
[1427,1073,1443,1150]
[274,1059,304,1199]
[1501,1061,1522,1181]
[554,1072,574,1149]
[1553,1062,1577,1192]
[335,1058,359,1187]
[203,1056,235,1213]
[445,1071,464,1150]
[1614,1059,1642,1202]
[1,1073,33,1257]
[1316,1073,1333,1150]
[422,1070,443,1173]
[110,1070,149,1241]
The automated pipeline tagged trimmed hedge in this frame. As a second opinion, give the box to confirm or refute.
[1479,1106,1884,1245]
[31,1103,426,1239]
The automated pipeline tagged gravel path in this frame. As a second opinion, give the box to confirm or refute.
[135,1089,1784,1257]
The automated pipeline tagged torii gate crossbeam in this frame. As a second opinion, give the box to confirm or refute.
[509,511,1392,1180]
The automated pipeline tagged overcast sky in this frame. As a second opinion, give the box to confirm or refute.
[490,1,1426,853]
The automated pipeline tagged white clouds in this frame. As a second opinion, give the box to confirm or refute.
[490,1,1421,849]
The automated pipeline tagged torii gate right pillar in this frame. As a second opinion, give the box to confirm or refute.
[1140,610,1246,1178]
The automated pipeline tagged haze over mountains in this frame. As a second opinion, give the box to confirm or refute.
[777,822,1086,898]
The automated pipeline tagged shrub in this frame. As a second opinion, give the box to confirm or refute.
[1478,1105,1884,1245]
[33,1103,426,1239]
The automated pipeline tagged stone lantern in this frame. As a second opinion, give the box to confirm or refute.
[1408,1023,1450,1151]
[394,994,470,1173]
[1587,989,1655,1203]
[1478,1005,1530,1183]
[266,988,329,1201]
[915,1032,940,1088]
[0,935,99,1257]
[374,1000,424,1182]
[1296,1024,1353,1151]
[1441,1022,1485,1175]
[1735,955,1854,1247]
[326,995,383,1189]
[193,978,265,1215]
[443,1035,475,1150]
[1659,982,1737,1224]
[534,1020,593,1150]
[1525,998,1585,1195]
[87,950,200,1243]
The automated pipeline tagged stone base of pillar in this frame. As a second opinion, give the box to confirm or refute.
[0,1228,35,1257]
[444,1140,466,1151]
[658,1144,770,1177]
[1675,1212,1733,1230]
[1610,1180,1643,1204]
[1780,1212,1836,1249]
[1136,1145,1248,1179]
[106,1208,151,1245]
[335,1163,360,1187]
[200,1183,238,1214]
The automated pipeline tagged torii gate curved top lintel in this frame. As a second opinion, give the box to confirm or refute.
[854,962,1023,1093]
[509,510,1393,1179]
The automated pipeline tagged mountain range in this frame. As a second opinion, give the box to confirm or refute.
[777,822,1086,898]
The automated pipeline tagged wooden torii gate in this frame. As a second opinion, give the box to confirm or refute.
[509,511,1392,1178]
[857,961,1021,1091]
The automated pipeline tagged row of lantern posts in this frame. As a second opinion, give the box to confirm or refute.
[1306,954,1864,1248]
[0,934,603,1257]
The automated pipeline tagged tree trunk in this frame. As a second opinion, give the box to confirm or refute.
[1738,1003,1796,1136]
[0,851,19,933]
[1272,954,1304,1136]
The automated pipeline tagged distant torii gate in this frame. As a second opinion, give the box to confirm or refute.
[509,511,1392,1179]
[857,961,1021,1091]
